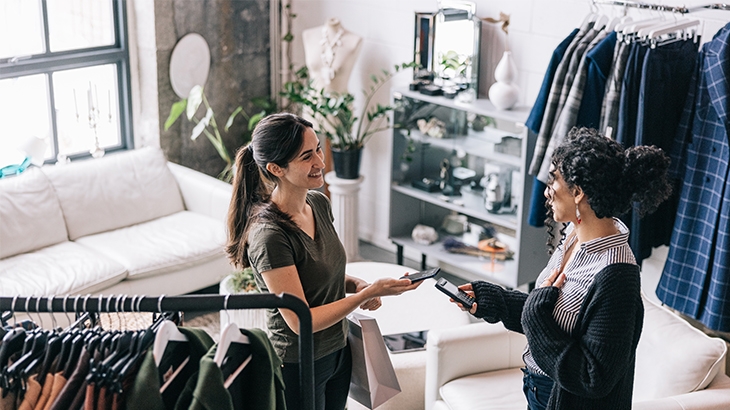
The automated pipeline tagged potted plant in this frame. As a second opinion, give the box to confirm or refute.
[219,267,269,333]
[281,62,418,179]
[164,85,273,182]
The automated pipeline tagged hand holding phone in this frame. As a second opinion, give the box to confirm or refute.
[435,277,475,308]
[400,267,440,283]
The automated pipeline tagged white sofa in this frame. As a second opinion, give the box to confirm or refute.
[425,292,730,410]
[0,147,234,300]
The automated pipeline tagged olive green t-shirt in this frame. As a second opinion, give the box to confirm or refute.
[247,190,348,362]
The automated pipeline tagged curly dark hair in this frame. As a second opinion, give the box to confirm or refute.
[544,127,672,252]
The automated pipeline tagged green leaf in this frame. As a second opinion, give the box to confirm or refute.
[186,85,204,120]
[225,106,244,131]
[248,111,265,131]
[164,99,187,131]
[283,32,294,42]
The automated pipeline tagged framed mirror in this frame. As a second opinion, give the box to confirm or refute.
[414,12,437,76]
[413,1,480,93]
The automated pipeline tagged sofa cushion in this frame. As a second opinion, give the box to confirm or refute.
[0,168,68,259]
[0,241,127,296]
[633,293,728,402]
[74,211,226,279]
[440,367,526,410]
[42,147,184,240]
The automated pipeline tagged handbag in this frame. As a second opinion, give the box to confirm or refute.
[347,312,401,409]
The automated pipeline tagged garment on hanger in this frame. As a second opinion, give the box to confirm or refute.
[658,22,730,332]
[536,29,612,184]
[599,40,631,135]
[529,24,596,176]
[0,295,311,410]
[527,28,616,226]
[628,38,699,261]
[177,328,286,410]
[124,327,213,410]
[526,29,580,227]
[527,18,699,264]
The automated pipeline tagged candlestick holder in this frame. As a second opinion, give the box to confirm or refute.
[86,83,106,158]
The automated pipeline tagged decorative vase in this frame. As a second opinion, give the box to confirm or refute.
[488,51,519,110]
[331,147,362,179]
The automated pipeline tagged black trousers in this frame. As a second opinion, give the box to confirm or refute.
[282,344,352,410]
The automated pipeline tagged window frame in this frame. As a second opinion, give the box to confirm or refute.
[0,0,134,162]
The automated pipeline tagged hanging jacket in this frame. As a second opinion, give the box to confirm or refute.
[530,26,595,175]
[181,328,286,410]
[658,23,730,332]
[526,28,580,227]
[124,327,213,410]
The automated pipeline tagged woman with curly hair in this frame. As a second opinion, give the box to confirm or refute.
[450,127,672,410]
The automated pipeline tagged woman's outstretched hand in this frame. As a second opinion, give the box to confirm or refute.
[456,283,478,315]
[358,277,422,311]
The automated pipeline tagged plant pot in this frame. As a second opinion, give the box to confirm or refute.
[331,148,362,179]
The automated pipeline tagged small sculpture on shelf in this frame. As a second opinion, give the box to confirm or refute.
[411,224,439,245]
[417,117,447,138]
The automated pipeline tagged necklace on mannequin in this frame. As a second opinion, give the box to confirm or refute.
[320,25,344,85]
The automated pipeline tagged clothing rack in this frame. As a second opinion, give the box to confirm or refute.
[0,293,315,410]
[593,0,730,14]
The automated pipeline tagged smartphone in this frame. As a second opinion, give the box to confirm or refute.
[400,267,440,283]
[435,277,475,308]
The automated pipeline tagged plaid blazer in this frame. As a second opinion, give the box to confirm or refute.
[657,24,730,332]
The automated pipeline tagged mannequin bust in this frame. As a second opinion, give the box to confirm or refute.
[302,18,363,93]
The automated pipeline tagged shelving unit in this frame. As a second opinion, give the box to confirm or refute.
[389,88,548,289]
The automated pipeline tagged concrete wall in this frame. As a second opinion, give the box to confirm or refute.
[129,0,271,177]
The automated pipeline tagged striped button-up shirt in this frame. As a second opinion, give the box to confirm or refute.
[524,218,636,375]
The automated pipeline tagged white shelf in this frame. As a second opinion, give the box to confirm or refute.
[391,235,519,288]
[391,183,518,230]
[389,89,548,288]
[402,129,523,169]
[394,87,531,125]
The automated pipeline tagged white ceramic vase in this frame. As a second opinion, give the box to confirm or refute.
[488,51,519,110]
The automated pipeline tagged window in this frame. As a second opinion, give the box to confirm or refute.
[0,0,133,164]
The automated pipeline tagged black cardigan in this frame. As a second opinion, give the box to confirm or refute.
[471,263,643,410]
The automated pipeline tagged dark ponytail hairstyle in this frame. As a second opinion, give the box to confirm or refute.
[225,113,313,268]
[544,127,672,252]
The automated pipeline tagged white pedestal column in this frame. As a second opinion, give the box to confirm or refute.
[325,172,364,262]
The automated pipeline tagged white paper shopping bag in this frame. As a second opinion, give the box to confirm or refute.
[347,312,401,409]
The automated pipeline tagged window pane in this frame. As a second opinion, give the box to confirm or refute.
[53,65,121,156]
[47,0,114,53]
[0,75,52,161]
[0,0,44,59]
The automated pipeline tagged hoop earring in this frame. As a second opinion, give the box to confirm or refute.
[575,205,582,225]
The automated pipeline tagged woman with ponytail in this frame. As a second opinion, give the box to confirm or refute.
[226,113,421,410]
[449,127,671,410]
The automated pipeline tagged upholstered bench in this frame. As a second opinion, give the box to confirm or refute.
[345,262,472,410]
[425,291,730,410]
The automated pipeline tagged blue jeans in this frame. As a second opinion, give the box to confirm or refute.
[522,367,554,410]
[282,344,352,410]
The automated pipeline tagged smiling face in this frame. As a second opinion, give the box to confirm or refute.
[277,127,326,190]
[544,167,578,224]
